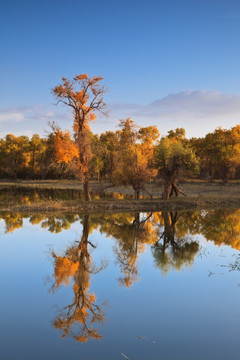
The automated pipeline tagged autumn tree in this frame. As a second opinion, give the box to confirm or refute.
[0,134,31,178]
[98,131,120,181]
[202,126,240,182]
[151,211,199,275]
[191,209,240,250]
[50,214,107,342]
[0,212,24,233]
[29,134,47,178]
[154,129,199,200]
[89,133,105,181]
[99,212,157,287]
[52,74,106,200]
[113,118,159,199]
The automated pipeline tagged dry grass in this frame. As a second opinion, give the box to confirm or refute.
[1,179,240,213]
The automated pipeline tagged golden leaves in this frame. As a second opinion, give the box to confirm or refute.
[54,129,79,164]
[54,256,79,287]
[74,73,88,81]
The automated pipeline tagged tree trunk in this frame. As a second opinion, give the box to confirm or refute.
[83,173,91,201]
[162,171,187,200]
[77,129,92,202]
[140,184,153,199]
[163,179,174,200]
[163,212,174,242]
[135,189,140,200]
[133,184,141,200]
[81,214,90,245]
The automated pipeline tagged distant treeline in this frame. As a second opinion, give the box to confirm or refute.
[1,122,240,185]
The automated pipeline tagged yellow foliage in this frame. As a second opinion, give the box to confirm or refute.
[54,256,79,287]
[74,335,88,343]
[54,129,79,164]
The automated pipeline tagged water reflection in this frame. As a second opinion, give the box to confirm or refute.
[50,215,108,342]
[1,208,240,349]
[1,208,240,358]
[151,212,199,275]
[99,212,157,287]
[0,186,149,206]
[2,208,240,249]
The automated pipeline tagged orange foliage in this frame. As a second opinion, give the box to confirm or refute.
[54,129,79,164]
[53,256,79,287]
[52,74,106,200]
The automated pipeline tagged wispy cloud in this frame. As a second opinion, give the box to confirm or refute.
[0,105,53,124]
[93,90,240,137]
[0,104,72,138]
[1,91,240,138]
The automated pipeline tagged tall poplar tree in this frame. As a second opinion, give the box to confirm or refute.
[52,74,106,200]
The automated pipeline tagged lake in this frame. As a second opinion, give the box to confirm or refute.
[0,209,240,360]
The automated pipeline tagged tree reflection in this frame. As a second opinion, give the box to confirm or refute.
[99,212,157,288]
[2,208,240,290]
[152,211,199,275]
[1,212,23,232]
[196,209,240,250]
[50,214,108,342]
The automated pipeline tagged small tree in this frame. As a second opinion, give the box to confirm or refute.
[113,118,159,199]
[52,74,106,200]
[154,131,199,200]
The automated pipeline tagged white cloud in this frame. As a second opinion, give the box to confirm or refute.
[1,91,240,138]
[0,104,72,138]
[0,112,24,122]
[92,90,240,137]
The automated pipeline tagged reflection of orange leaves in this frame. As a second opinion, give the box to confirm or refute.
[4,213,23,233]
[74,307,87,323]
[54,256,79,287]
[227,238,240,250]
[53,315,74,335]
[72,283,79,293]
[74,335,88,343]
[112,192,124,199]
[143,222,158,244]
[121,275,140,289]
[81,307,88,317]
[200,210,240,250]
[88,330,102,340]
[88,293,96,303]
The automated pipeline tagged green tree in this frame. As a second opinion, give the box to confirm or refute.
[154,130,199,200]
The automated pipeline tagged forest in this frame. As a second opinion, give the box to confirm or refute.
[1,74,240,201]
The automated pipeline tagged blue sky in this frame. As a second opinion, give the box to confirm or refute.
[1,0,240,137]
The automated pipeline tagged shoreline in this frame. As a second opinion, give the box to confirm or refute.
[1,179,240,213]
[1,196,240,214]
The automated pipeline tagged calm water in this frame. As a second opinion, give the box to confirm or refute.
[0,186,151,206]
[0,209,240,360]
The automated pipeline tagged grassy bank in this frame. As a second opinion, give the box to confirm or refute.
[1,196,240,213]
[1,179,240,213]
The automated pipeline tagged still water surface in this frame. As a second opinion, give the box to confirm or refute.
[0,209,240,360]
